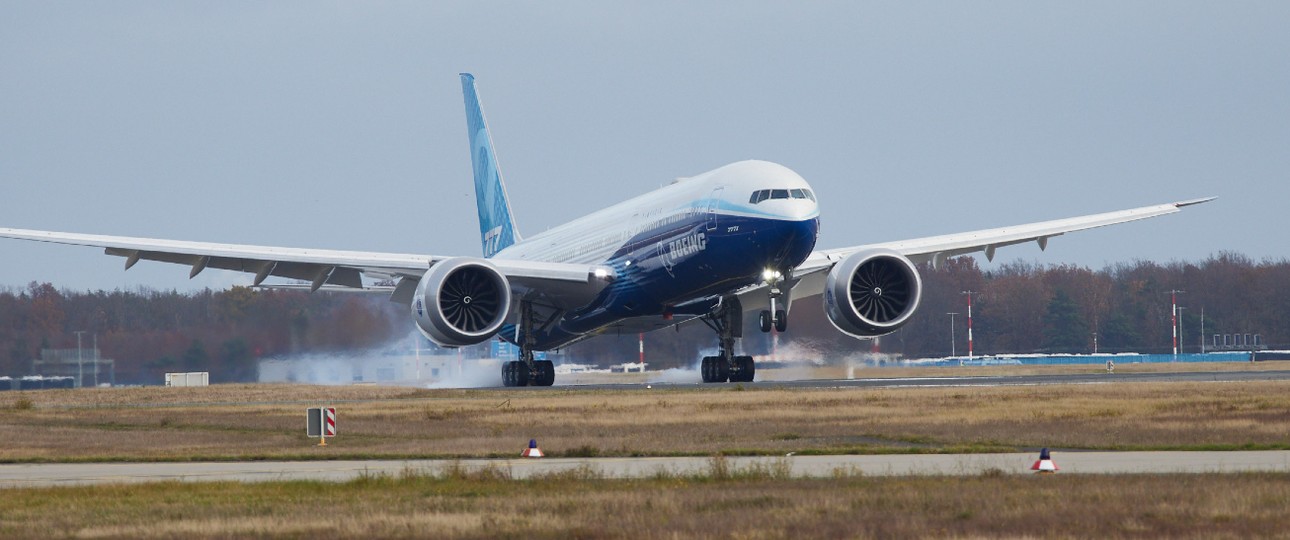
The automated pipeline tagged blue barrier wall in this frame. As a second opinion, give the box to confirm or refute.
[921,352,1266,367]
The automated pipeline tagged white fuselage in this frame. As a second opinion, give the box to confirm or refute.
[492,160,822,348]
[495,160,820,265]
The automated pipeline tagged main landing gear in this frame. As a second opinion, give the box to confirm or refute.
[501,300,555,387]
[700,298,755,383]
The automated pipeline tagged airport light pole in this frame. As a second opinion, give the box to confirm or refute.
[1200,307,1206,354]
[73,330,87,389]
[1166,290,1185,360]
[947,312,958,357]
[961,291,976,360]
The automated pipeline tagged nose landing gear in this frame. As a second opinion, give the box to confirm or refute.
[758,308,787,333]
[758,271,788,333]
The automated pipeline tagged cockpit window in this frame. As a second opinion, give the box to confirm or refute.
[751,188,815,204]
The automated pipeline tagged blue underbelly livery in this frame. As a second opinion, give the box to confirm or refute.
[501,212,819,350]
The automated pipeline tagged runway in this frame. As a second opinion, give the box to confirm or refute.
[552,369,1290,391]
[4,451,1289,488]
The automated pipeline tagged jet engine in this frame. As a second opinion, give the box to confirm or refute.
[823,249,922,338]
[412,258,512,346]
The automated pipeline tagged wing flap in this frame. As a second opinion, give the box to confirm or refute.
[102,246,347,284]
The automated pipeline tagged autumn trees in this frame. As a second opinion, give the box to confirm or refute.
[884,253,1289,358]
[555,254,1290,366]
[0,284,402,384]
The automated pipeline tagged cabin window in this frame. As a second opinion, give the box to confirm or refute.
[771,189,789,200]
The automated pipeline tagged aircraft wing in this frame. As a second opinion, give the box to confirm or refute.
[789,197,1215,297]
[0,227,609,307]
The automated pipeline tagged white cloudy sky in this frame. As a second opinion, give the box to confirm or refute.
[2,2,1286,291]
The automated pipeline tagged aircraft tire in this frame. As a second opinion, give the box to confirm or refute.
[514,362,531,386]
[534,360,555,386]
[733,355,755,382]
[759,310,773,333]
[774,310,787,333]
[701,356,729,383]
[501,361,516,387]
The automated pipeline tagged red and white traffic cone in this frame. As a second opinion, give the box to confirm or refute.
[521,438,544,458]
[1031,447,1058,473]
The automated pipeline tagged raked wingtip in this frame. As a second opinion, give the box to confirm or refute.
[1174,197,1217,208]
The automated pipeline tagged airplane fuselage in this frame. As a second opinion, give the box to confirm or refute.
[494,160,820,350]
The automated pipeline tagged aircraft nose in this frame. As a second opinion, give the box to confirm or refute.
[759,198,818,221]
[789,200,820,221]
[766,216,819,270]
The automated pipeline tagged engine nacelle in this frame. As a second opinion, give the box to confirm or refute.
[412,258,512,347]
[824,249,922,338]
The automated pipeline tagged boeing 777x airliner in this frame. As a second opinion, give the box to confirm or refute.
[0,74,1213,386]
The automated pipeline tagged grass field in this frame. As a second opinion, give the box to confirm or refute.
[4,364,1289,538]
[2,462,1288,538]
[1,363,1288,462]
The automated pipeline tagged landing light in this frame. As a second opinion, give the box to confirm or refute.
[762,269,782,282]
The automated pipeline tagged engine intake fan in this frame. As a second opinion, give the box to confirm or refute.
[412,258,512,346]
[823,249,922,338]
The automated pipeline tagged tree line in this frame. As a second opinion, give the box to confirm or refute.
[1,252,1286,382]
[823,252,1290,359]
[564,252,1290,364]
[0,285,404,384]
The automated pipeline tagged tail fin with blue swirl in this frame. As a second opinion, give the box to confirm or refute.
[461,73,520,258]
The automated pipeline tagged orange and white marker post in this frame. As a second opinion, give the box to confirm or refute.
[320,407,336,447]
[1031,448,1058,473]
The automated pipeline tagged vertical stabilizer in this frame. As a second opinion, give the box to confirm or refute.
[461,73,520,257]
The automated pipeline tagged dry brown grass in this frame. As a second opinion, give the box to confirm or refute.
[1,468,1288,538]
[2,368,1289,462]
[0,383,430,409]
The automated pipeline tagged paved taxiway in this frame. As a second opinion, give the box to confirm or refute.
[4,451,1289,488]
